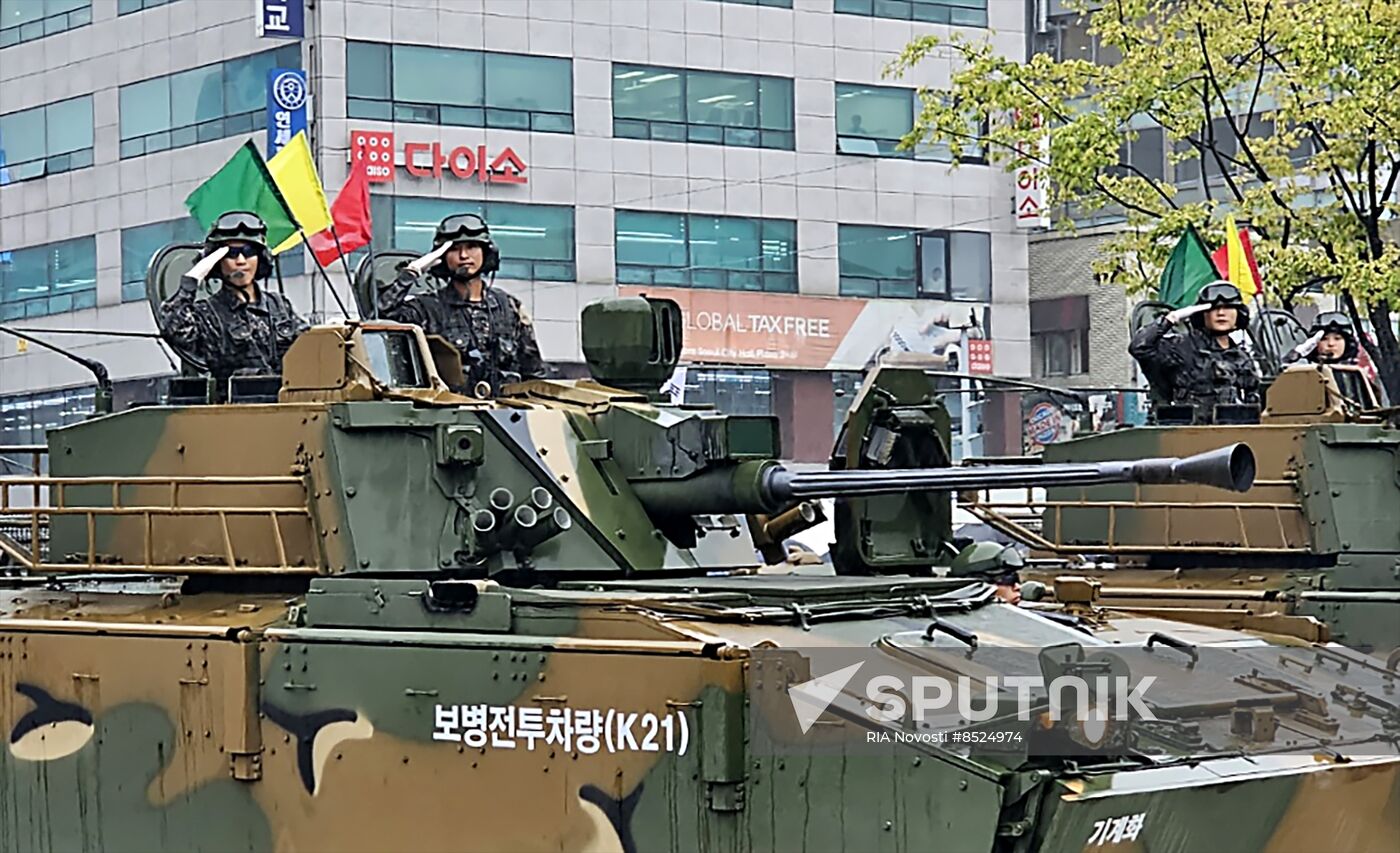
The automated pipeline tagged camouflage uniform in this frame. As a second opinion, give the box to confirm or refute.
[159,282,308,383]
[1130,319,1261,415]
[378,271,544,391]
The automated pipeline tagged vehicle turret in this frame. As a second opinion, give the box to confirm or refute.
[4,255,1252,585]
[972,311,1400,654]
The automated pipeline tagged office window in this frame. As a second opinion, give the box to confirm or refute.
[833,0,986,28]
[1051,13,1122,66]
[0,0,90,48]
[616,211,797,292]
[840,226,990,300]
[0,385,96,447]
[120,218,206,302]
[838,225,916,298]
[0,236,97,320]
[835,84,980,161]
[685,369,774,416]
[1030,295,1089,378]
[119,45,300,159]
[1033,331,1087,377]
[613,65,794,150]
[374,197,575,282]
[118,0,179,13]
[0,96,93,184]
[347,42,573,134]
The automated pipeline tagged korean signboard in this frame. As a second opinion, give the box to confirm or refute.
[1013,110,1049,229]
[350,130,528,186]
[616,286,989,372]
[265,68,308,158]
[256,0,304,39]
[966,339,994,374]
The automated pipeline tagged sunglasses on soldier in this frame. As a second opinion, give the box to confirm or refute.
[222,244,260,259]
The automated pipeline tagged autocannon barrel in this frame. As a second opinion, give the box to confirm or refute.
[630,444,1255,518]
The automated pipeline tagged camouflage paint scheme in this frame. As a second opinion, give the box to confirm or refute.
[3,306,1398,851]
[1012,368,1400,656]
[5,578,1399,852]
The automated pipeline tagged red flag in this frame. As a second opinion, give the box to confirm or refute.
[308,158,372,267]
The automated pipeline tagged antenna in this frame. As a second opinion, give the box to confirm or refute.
[0,324,114,415]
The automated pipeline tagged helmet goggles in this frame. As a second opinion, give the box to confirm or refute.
[210,211,268,240]
[436,214,492,247]
[1313,311,1352,334]
[1198,281,1245,307]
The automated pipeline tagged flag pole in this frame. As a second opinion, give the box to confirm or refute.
[328,224,361,317]
[296,229,355,320]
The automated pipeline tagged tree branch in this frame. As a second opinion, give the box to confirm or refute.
[1260,43,1367,219]
[1197,21,1295,216]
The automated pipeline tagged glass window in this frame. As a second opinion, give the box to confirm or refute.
[947,232,991,301]
[616,211,796,292]
[346,41,573,134]
[120,218,207,302]
[614,64,794,151]
[0,96,93,185]
[117,0,180,14]
[0,385,97,449]
[842,226,990,301]
[834,0,985,28]
[836,84,911,156]
[378,197,575,282]
[118,45,299,159]
[704,0,792,7]
[838,225,916,298]
[0,236,97,320]
[684,369,774,416]
[1032,330,1087,378]
[835,83,981,162]
[1,0,90,49]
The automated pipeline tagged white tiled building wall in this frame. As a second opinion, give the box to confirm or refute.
[0,0,1030,396]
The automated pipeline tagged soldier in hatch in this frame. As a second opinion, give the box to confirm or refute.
[157,211,309,387]
[1284,310,1386,405]
[377,213,544,394]
[1128,281,1262,421]
[948,542,1026,604]
[1285,310,1360,366]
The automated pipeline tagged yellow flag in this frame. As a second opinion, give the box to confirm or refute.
[267,131,333,254]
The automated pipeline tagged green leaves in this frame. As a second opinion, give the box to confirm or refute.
[891,0,1400,318]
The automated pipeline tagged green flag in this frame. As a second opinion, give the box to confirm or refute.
[1157,225,1218,308]
[184,140,299,252]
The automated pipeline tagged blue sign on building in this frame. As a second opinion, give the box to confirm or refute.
[256,0,304,40]
[266,68,309,158]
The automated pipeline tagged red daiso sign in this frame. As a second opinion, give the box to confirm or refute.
[351,130,528,185]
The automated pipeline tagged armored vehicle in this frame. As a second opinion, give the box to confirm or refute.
[966,303,1400,657]
[0,247,1395,851]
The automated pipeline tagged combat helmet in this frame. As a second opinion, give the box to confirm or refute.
[431,213,501,278]
[948,541,1025,584]
[1307,310,1359,362]
[203,210,273,282]
[1191,280,1250,331]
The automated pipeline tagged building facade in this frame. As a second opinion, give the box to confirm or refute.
[1,0,1031,461]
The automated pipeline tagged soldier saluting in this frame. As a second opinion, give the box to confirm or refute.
[377,213,544,394]
[1129,280,1261,421]
[157,211,309,388]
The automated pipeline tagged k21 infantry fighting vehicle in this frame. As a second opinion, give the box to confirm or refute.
[0,246,1395,852]
[968,302,1400,658]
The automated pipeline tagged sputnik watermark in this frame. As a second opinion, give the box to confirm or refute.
[787,661,1156,735]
